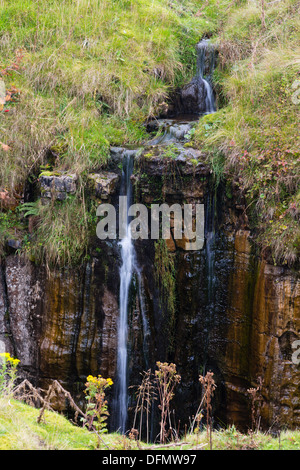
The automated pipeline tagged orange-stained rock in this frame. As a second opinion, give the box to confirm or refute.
[165,235,176,252]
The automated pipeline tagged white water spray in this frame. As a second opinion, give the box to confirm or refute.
[115,153,135,433]
[197,39,216,114]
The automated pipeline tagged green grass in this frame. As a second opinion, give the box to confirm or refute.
[192,0,300,266]
[0,0,220,188]
[22,194,98,267]
[0,0,299,266]
[0,396,99,450]
[0,0,232,183]
[184,426,300,450]
[0,0,231,265]
[0,396,299,450]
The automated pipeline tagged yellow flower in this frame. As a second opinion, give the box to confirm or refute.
[0,352,20,365]
[85,374,113,390]
[0,352,10,358]
[7,356,20,365]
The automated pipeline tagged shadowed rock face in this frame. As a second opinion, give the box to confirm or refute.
[179,78,208,115]
[39,172,77,201]
[0,248,120,397]
[0,153,299,432]
[162,38,217,117]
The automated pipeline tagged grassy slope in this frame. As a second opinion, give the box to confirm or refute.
[0,0,229,265]
[0,0,299,265]
[193,0,300,266]
[0,396,300,450]
[0,396,98,450]
[0,0,221,187]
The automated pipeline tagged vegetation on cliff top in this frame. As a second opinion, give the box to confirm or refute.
[0,0,219,188]
[0,0,299,266]
[193,0,300,266]
[0,0,227,265]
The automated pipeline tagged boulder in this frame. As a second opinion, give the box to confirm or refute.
[87,172,119,200]
[179,78,207,115]
[0,189,20,211]
[39,171,77,201]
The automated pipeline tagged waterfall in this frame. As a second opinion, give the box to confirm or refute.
[179,38,216,116]
[196,39,216,115]
[202,190,217,376]
[205,192,217,309]
[115,152,135,434]
[111,40,217,434]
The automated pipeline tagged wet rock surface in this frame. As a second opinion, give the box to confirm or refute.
[0,153,299,433]
[39,172,77,201]
[87,172,120,200]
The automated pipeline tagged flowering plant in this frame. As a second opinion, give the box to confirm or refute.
[0,352,20,395]
[83,374,113,445]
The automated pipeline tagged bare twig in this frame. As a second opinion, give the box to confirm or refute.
[13,379,48,408]
[155,362,181,445]
[199,372,216,450]
[36,380,86,424]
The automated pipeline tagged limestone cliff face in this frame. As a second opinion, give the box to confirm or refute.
[0,246,121,405]
[222,232,300,429]
[0,152,299,430]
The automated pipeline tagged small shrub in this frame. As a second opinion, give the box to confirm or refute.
[155,361,181,444]
[0,353,20,396]
[83,374,113,448]
[199,371,216,450]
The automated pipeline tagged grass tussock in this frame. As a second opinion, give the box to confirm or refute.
[23,194,97,267]
[193,0,300,266]
[0,395,300,450]
[0,0,231,265]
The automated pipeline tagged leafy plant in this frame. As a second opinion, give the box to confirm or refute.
[0,353,20,396]
[83,374,113,448]
[18,202,40,218]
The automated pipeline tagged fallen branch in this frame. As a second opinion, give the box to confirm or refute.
[189,443,208,450]
[37,380,86,424]
[13,379,49,409]
[143,441,207,450]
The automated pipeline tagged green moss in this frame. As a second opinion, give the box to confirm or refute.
[39,171,61,177]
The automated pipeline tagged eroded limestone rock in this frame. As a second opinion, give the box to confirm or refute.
[87,172,119,200]
[39,172,77,201]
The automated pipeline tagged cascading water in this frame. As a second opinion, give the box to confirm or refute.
[112,39,217,434]
[179,38,216,116]
[136,267,151,367]
[196,38,216,115]
[115,152,135,433]
[202,191,217,375]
